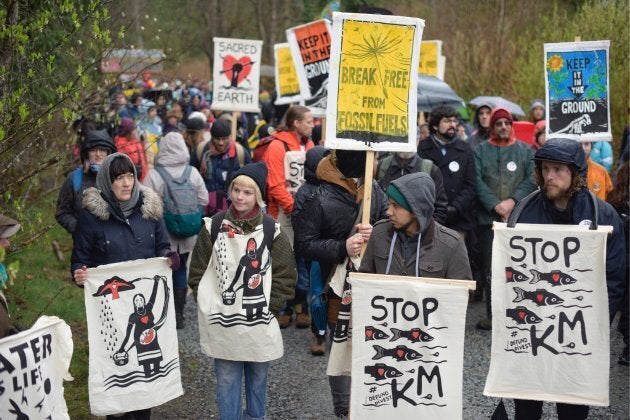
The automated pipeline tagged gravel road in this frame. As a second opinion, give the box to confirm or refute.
[152,296,629,419]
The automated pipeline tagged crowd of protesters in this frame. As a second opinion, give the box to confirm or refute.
[52,72,629,420]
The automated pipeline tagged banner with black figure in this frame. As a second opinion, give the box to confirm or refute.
[484,223,612,406]
[0,316,73,419]
[84,258,183,416]
[544,40,611,142]
[196,216,284,362]
[326,13,424,152]
[349,273,469,419]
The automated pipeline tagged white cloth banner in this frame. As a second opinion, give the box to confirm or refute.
[349,273,468,419]
[84,258,183,416]
[212,37,263,113]
[0,316,73,420]
[484,223,611,406]
[197,217,283,362]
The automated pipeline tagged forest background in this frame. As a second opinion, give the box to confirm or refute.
[0,0,628,246]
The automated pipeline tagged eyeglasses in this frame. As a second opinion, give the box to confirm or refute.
[494,120,512,127]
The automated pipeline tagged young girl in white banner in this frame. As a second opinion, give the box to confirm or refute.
[189,161,296,420]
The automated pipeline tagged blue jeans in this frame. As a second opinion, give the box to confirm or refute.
[172,252,189,289]
[214,359,270,420]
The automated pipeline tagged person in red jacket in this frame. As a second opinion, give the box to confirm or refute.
[114,117,148,182]
[260,105,314,229]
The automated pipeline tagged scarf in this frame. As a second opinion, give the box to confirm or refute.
[96,153,141,217]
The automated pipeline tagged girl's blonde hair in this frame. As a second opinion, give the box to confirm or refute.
[229,175,266,209]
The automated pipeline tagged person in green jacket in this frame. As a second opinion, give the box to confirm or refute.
[474,107,536,330]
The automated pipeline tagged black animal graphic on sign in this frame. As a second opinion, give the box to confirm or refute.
[373,344,423,361]
[513,287,564,306]
[529,269,577,286]
[506,267,529,282]
[364,363,403,380]
[365,325,390,341]
[390,327,434,343]
[506,306,543,324]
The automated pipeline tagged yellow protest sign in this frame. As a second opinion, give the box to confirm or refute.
[419,40,441,77]
[274,43,301,104]
[327,13,424,151]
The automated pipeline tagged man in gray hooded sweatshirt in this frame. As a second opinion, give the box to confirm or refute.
[359,172,471,280]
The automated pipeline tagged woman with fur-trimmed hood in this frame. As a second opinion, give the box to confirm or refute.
[71,152,178,420]
[71,153,175,273]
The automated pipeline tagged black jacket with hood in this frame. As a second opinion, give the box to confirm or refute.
[293,155,388,285]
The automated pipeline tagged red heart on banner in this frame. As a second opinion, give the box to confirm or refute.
[222,55,253,86]
[552,273,560,282]
[366,329,373,338]
[377,368,385,377]
[397,350,404,358]
[412,331,420,339]
[140,316,148,324]
[536,294,544,303]
[251,260,259,268]
[519,311,526,320]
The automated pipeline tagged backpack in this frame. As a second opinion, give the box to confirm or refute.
[210,211,276,253]
[376,154,433,181]
[155,165,203,237]
[252,135,289,163]
[197,140,246,168]
[72,167,84,192]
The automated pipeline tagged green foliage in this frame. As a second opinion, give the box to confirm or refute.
[510,0,629,147]
[0,0,114,250]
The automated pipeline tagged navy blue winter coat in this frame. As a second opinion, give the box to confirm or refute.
[71,186,171,272]
[511,188,626,320]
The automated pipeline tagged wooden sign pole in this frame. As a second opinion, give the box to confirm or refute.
[360,150,375,255]
[350,272,476,290]
[231,112,238,141]
[321,117,326,144]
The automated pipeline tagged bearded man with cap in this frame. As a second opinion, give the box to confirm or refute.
[474,107,536,330]
[360,172,471,280]
[197,118,251,216]
[506,138,626,420]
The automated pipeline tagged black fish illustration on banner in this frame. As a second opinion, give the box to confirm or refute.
[529,269,577,286]
[513,287,564,306]
[373,344,423,361]
[365,325,390,341]
[390,327,434,343]
[364,363,403,380]
[506,306,543,324]
[506,267,529,282]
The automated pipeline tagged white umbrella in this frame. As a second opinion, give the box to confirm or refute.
[417,75,465,112]
[470,96,526,117]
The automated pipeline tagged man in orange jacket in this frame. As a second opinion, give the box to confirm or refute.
[261,105,315,229]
